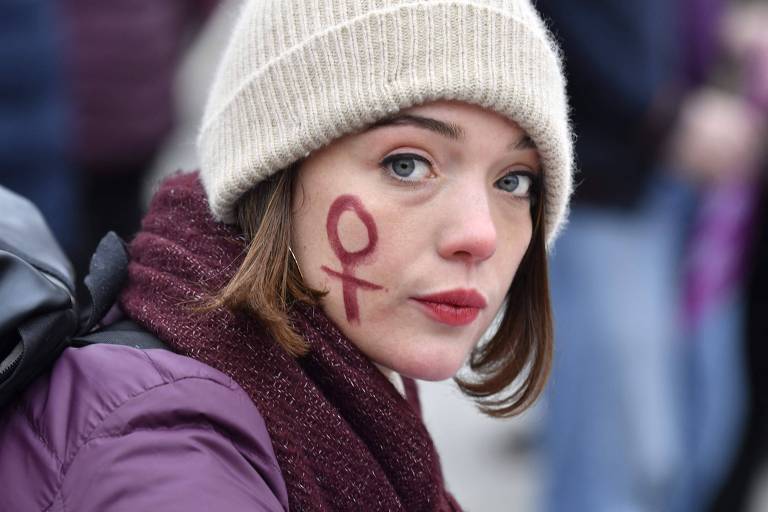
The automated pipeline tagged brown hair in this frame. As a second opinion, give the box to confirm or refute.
[210,164,553,417]
[206,164,325,357]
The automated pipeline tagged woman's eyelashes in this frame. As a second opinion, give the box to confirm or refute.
[380,153,434,183]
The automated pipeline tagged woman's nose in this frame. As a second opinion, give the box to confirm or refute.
[436,187,497,264]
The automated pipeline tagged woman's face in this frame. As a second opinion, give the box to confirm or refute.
[291,100,540,381]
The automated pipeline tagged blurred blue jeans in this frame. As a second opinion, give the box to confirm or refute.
[669,289,746,512]
[544,175,695,512]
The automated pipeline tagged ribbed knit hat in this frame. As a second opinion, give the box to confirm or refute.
[198,0,573,245]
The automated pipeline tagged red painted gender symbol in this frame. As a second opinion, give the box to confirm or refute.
[321,195,384,324]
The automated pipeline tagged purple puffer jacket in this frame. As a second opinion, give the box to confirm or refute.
[0,344,289,511]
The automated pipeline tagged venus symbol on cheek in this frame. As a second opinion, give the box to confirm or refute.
[321,195,384,324]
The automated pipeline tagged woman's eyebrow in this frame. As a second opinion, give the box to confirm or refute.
[510,135,537,151]
[369,115,536,152]
[369,114,465,140]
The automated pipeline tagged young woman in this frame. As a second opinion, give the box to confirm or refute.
[0,0,573,510]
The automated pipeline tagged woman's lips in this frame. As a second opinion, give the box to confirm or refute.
[411,289,487,326]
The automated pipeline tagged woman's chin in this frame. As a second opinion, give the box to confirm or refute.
[377,349,468,382]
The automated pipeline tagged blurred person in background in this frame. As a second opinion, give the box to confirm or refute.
[0,1,77,256]
[144,0,242,199]
[670,1,767,511]
[536,0,693,510]
[536,0,767,511]
[704,3,768,510]
[58,0,219,275]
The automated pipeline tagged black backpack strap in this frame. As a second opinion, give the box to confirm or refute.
[69,232,170,351]
[70,319,169,351]
[0,186,169,412]
[77,232,129,335]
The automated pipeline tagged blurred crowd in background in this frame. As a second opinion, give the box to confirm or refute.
[0,0,218,277]
[1,0,767,511]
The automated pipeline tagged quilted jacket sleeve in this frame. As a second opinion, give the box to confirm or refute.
[0,345,289,512]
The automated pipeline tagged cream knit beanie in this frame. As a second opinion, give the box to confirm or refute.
[198,0,573,245]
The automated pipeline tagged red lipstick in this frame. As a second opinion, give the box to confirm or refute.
[411,289,487,326]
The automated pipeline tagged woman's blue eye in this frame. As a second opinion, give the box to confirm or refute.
[381,154,432,181]
[495,171,535,197]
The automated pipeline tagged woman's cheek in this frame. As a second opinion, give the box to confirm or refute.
[319,194,387,326]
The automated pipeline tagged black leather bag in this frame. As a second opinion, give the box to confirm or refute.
[0,186,164,411]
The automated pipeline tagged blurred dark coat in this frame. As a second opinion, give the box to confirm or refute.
[60,0,218,168]
[536,0,683,208]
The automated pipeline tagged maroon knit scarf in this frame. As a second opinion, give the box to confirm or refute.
[120,173,461,512]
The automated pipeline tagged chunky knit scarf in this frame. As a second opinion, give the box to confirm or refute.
[120,173,461,512]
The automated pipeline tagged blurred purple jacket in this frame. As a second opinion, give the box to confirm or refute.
[61,0,218,167]
[0,344,289,511]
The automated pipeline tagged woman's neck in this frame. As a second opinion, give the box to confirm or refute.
[375,363,405,396]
